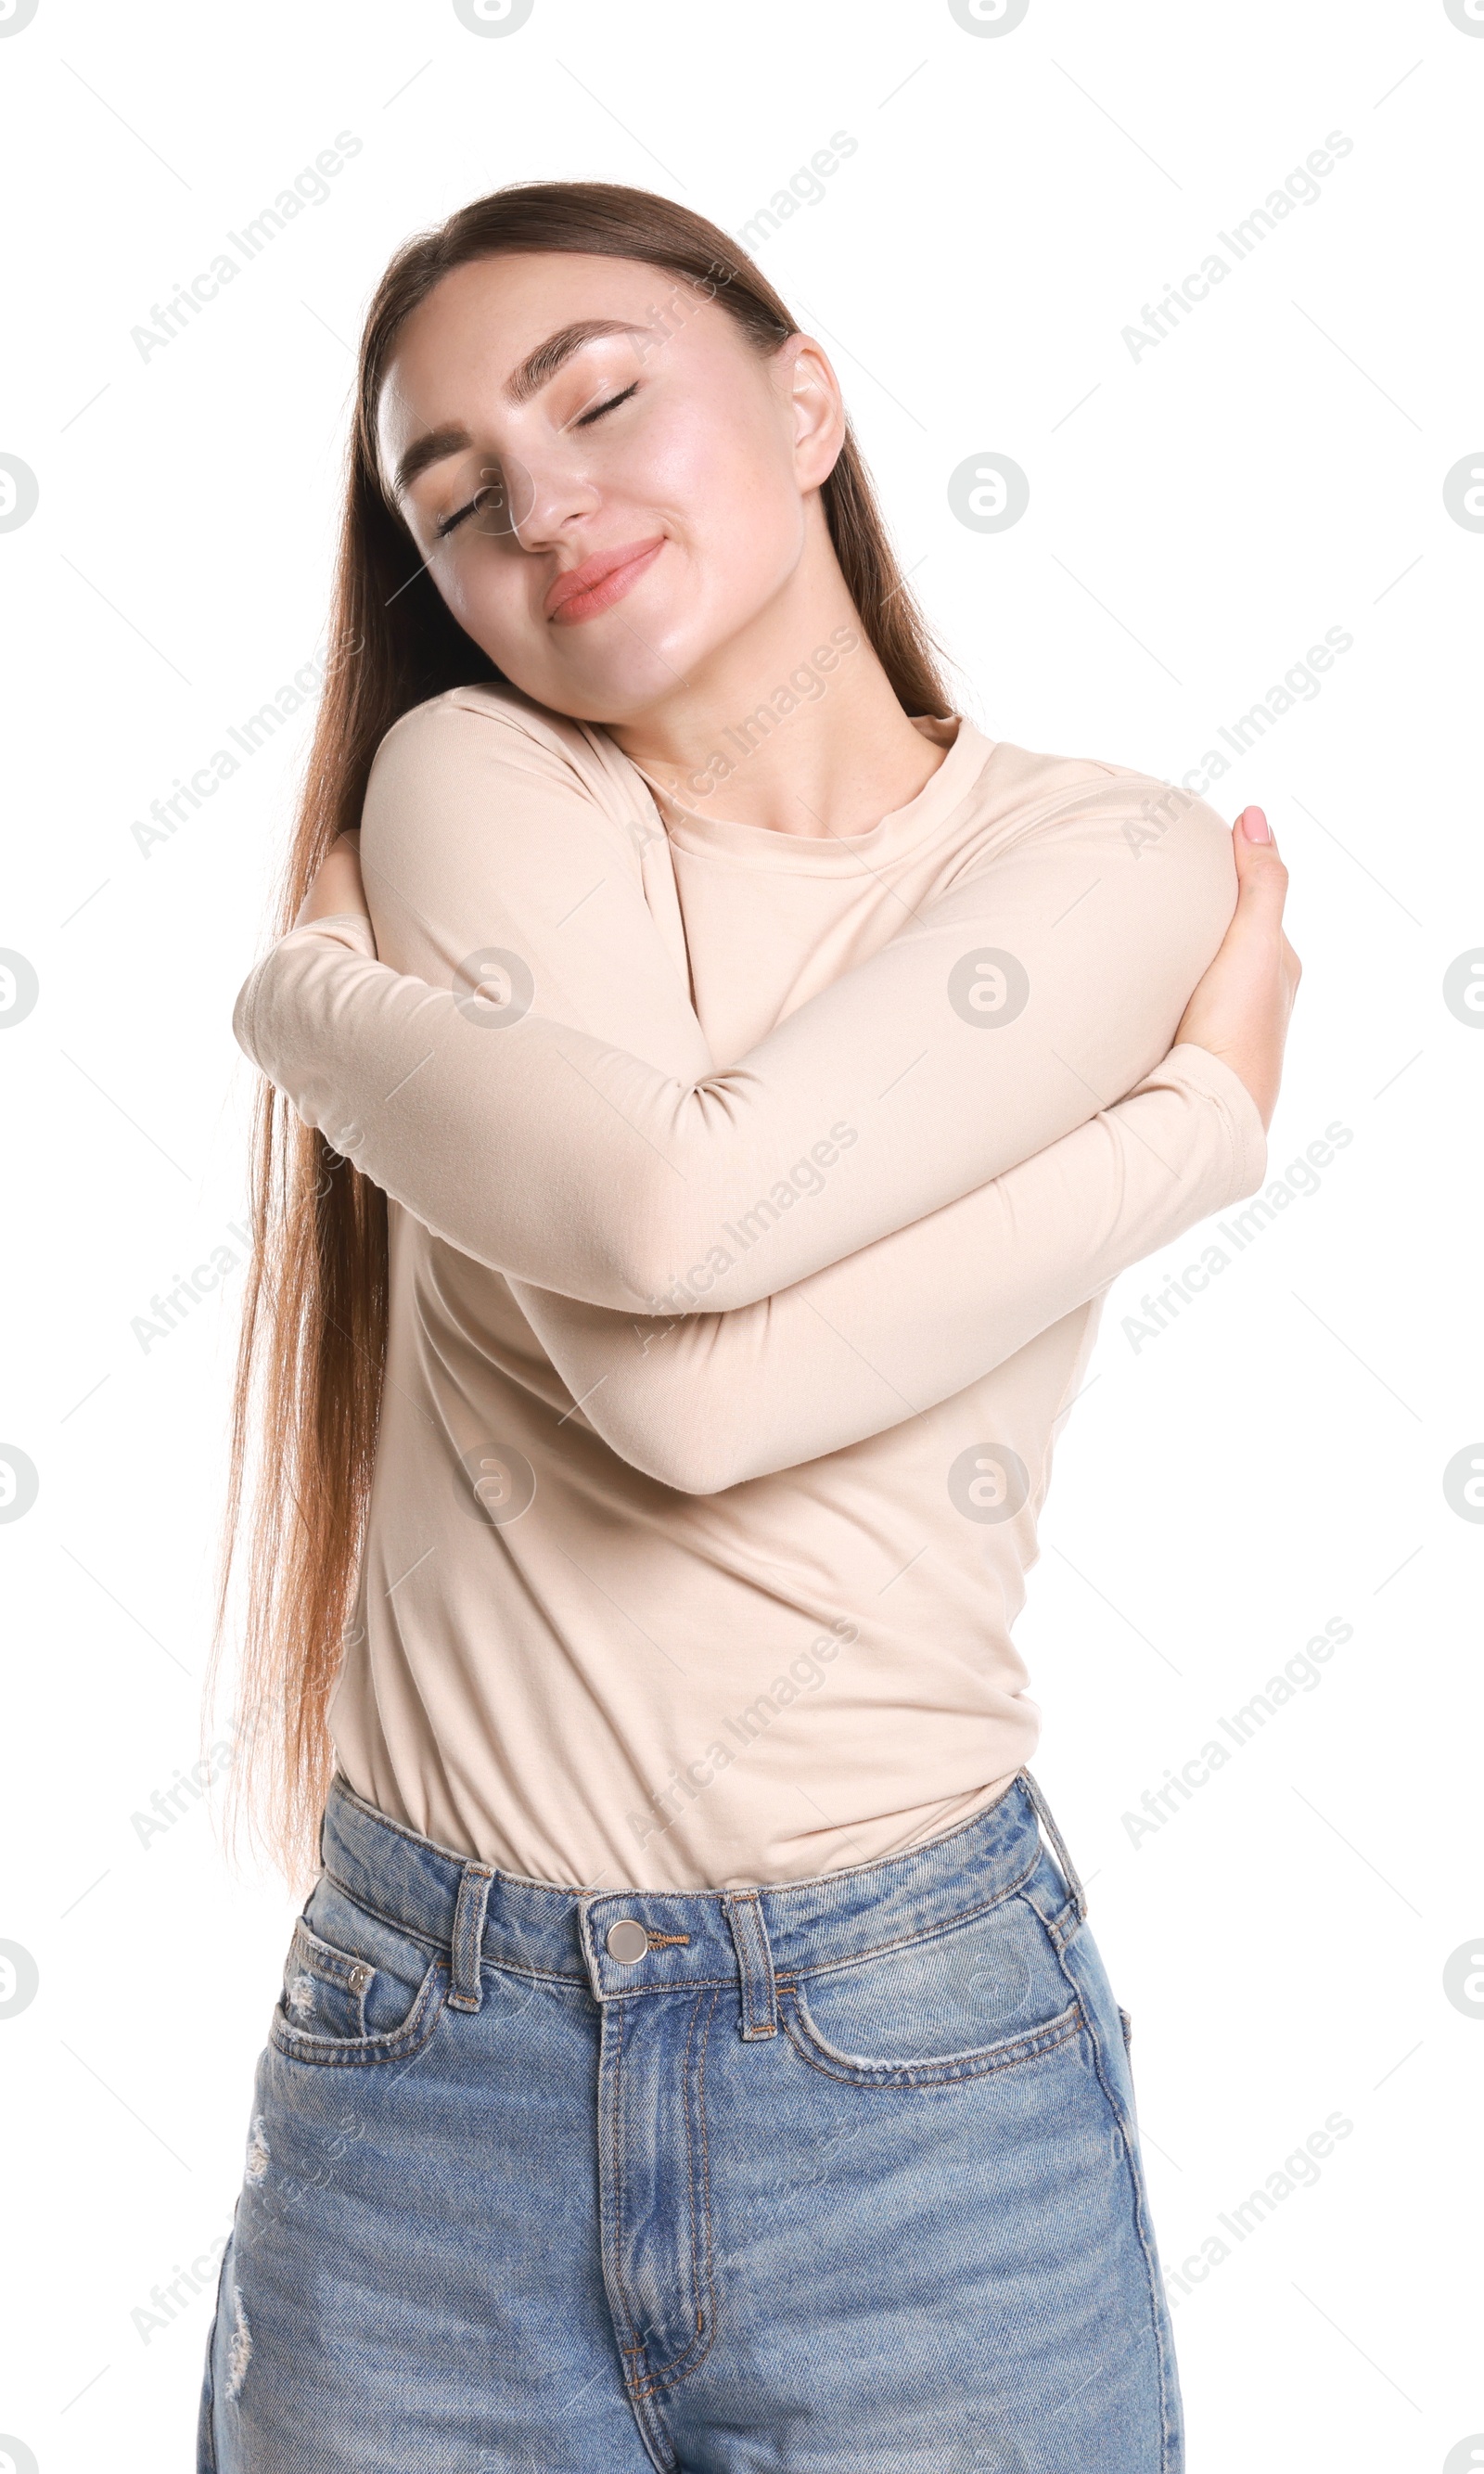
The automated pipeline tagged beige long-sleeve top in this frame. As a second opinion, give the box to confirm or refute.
[234,682,1266,1891]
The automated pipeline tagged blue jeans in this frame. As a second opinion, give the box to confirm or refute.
[199,1770,1183,2471]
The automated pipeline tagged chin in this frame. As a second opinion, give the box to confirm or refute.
[545,675,683,727]
[532,629,709,726]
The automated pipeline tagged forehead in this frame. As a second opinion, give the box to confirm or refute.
[376,250,733,455]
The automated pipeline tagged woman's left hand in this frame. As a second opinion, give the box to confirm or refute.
[1172,806,1298,1131]
[294,830,369,929]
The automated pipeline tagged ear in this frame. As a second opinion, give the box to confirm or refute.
[784,335,846,492]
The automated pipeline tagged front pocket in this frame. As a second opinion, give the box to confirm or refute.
[780,1980,1084,2090]
[778,1886,1084,2091]
[269,1880,448,2070]
[280,1919,372,2041]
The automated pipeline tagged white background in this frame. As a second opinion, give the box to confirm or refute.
[2,0,1481,2466]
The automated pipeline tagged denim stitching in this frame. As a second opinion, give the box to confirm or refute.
[197,2237,229,2471]
[1040,1897,1081,1955]
[696,1984,718,2343]
[773,1844,1043,1984]
[321,1863,589,1987]
[1020,1784,1180,2461]
[632,1993,710,2392]
[326,1767,1032,1902]
[606,2018,683,2470]
[679,1986,711,2360]
[632,1986,720,2403]
[778,1986,1084,2089]
[595,1845,1044,2010]
[1019,1766,1089,1921]
[1018,1863,1084,1954]
[327,1771,653,1898]
[1043,1929,1181,2468]
[325,1775,476,1860]
[319,1867,447,1952]
[723,1891,778,2039]
[605,1989,646,2364]
[629,2377,680,2474]
[447,1863,495,2014]
[268,1956,447,2070]
[752,1773,1029,1901]
[290,1918,371,1990]
[323,1782,1041,1991]
[288,1921,371,2033]
[646,1984,723,2402]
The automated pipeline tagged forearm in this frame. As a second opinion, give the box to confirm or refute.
[237,822,1238,1314]
[508,1042,1266,1492]
[236,691,1243,1310]
[237,917,864,1309]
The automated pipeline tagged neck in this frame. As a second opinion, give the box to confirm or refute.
[605,525,952,840]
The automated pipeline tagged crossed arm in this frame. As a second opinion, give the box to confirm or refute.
[236,691,1266,1489]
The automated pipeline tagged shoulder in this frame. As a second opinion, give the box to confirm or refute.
[961,735,1235,888]
[367,679,588,787]
[973,736,1227,842]
[357,683,662,906]
[366,681,648,821]
[940,736,1237,983]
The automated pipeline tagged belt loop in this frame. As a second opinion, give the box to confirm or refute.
[722,1891,777,2039]
[1019,1767,1089,1924]
[447,1862,495,2013]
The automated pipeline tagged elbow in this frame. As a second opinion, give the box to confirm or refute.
[618,1422,742,1498]
[660,1455,739,1499]
[580,1391,743,1496]
[232,962,267,1066]
[622,1408,793,1494]
[596,1221,736,1323]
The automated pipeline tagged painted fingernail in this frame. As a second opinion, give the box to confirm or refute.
[1240,806,1272,842]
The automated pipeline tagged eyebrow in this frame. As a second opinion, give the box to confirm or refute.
[505,316,649,407]
[390,318,650,501]
[392,425,472,500]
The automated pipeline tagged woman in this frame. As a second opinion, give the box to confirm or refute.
[205,182,1298,2472]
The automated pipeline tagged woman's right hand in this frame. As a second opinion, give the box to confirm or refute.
[1173,806,1301,1132]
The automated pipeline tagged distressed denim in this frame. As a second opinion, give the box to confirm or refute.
[199,1769,1182,2471]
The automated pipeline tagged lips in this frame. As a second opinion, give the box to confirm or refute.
[545,536,665,624]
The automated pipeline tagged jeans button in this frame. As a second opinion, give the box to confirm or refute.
[606,1918,649,1965]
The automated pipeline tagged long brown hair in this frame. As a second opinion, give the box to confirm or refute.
[215,179,955,1877]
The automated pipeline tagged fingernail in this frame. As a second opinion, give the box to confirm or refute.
[1240,806,1271,843]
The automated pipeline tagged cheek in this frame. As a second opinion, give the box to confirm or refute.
[642,384,783,501]
[431,547,532,661]
[635,406,804,615]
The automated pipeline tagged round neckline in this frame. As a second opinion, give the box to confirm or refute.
[623,712,996,873]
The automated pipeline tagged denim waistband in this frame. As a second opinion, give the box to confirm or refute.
[318,1769,1086,2019]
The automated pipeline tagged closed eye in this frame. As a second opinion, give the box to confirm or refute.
[570,380,639,429]
[436,486,497,541]
[434,385,638,539]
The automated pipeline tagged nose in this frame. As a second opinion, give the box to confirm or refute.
[473,446,601,555]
